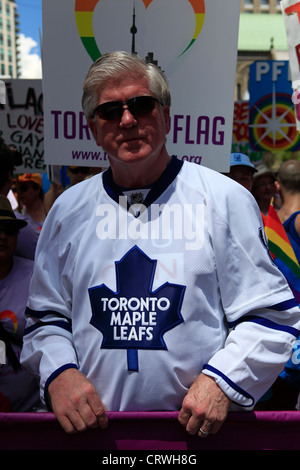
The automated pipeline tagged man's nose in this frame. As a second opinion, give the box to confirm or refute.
[119,106,137,127]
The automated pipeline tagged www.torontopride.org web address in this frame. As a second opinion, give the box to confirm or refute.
[72,150,109,162]
[71,150,203,165]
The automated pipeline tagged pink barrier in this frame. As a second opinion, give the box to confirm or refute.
[1,411,300,450]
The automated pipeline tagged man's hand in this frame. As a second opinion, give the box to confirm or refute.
[48,368,108,433]
[178,373,231,438]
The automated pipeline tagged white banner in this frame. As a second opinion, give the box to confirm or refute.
[281,0,300,129]
[42,0,240,171]
[0,79,44,173]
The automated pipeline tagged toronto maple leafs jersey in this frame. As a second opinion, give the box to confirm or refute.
[21,157,300,411]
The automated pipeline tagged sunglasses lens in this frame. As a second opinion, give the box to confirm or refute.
[0,225,19,236]
[129,96,156,116]
[97,102,123,120]
[69,167,89,175]
[94,96,158,120]
[20,184,30,192]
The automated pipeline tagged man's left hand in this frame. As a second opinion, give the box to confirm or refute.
[178,373,231,438]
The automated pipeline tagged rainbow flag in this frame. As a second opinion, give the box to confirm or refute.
[263,205,300,304]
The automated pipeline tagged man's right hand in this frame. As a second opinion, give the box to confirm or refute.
[48,368,108,433]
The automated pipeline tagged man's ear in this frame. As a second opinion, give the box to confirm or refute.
[88,118,101,146]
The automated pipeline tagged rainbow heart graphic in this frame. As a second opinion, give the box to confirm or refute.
[0,310,18,333]
[75,0,205,61]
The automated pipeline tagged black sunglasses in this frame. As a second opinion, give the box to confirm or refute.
[0,224,19,236]
[92,95,163,120]
[19,183,32,192]
[69,167,89,175]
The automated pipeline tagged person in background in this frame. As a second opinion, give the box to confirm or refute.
[255,160,300,410]
[275,160,300,260]
[224,153,257,192]
[251,164,277,215]
[43,181,64,215]
[44,167,102,214]
[275,160,300,409]
[0,195,41,411]
[20,51,300,436]
[67,166,90,186]
[86,167,103,178]
[17,173,46,232]
[0,141,39,260]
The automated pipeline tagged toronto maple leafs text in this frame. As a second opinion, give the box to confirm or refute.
[102,296,170,342]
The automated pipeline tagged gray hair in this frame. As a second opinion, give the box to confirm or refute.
[82,51,171,120]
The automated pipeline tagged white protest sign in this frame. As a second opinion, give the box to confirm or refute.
[0,79,45,173]
[42,0,240,171]
[281,0,300,129]
[0,341,5,365]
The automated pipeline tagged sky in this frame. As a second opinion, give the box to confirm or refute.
[15,0,43,78]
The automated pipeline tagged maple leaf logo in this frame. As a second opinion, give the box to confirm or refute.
[89,246,185,371]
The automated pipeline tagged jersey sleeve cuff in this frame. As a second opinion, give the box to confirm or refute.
[202,364,255,408]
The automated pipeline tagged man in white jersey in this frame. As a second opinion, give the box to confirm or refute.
[21,51,300,437]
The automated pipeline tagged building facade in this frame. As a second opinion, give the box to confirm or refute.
[241,0,282,14]
[0,0,20,78]
[236,0,288,101]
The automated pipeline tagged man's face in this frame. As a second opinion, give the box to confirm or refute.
[0,225,18,263]
[18,182,39,205]
[229,165,254,192]
[88,75,170,171]
[252,175,276,201]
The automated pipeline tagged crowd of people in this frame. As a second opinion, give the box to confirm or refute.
[225,154,300,410]
[1,51,300,440]
[0,139,101,412]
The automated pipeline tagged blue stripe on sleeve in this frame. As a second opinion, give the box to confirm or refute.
[227,315,299,337]
[24,320,72,336]
[270,299,298,311]
[203,364,254,407]
[25,306,71,321]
